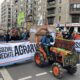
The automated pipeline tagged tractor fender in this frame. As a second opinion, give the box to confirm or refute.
[39,47,47,60]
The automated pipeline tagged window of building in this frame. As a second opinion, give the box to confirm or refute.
[77,4,80,8]
[8,23,11,27]
[8,11,11,14]
[8,19,11,22]
[48,8,55,14]
[48,0,55,3]
[48,17,54,24]
[74,4,77,8]
[8,15,11,18]
[74,4,80,9]
[15,0,18,3]
[71,3,80,11]
[72,15,80,23]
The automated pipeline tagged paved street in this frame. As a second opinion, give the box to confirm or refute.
[0,61,80,80]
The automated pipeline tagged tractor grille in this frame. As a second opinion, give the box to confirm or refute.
[63,53,78,66]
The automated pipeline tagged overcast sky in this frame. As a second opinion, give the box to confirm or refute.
[0,0,4,24]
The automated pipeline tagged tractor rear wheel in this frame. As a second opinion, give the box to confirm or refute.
[34,51,45,67]
[52,63,64,79]
[67,66,77,75]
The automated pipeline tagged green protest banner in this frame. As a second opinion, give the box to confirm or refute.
[17,11,25,26]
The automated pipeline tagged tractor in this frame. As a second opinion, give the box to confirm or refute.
[34,27,79,79]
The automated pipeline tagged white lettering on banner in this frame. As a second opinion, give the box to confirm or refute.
[0,42,37,66]
[74,40,80,52]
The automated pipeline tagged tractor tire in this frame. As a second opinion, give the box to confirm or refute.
[52,63,64,79]
[67,66,77,75]
[34,51,45,67]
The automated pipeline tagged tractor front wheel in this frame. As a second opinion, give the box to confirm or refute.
[34,51,45,67]
[52,63,64,79]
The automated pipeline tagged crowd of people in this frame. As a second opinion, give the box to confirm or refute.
[0,27,80,43]
[56,30,80,40]
[0,27,30,42]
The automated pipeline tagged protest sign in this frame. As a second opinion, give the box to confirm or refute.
[0,41,37,66]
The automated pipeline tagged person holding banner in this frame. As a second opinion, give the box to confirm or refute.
[20,28,30,40]
[4,30,11,43]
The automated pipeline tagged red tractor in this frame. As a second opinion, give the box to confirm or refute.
[34,27,79,79]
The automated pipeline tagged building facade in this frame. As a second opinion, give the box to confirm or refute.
[1,0,13,30]
[13,0,26,27]
[13,0,47,28]
[70,0,80,23]
[34,0,47,25]
[47,0,80,26]
[26,0,35,28]
[13,0,36,29]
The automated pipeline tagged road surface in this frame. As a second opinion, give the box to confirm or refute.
[0,61,80,80]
